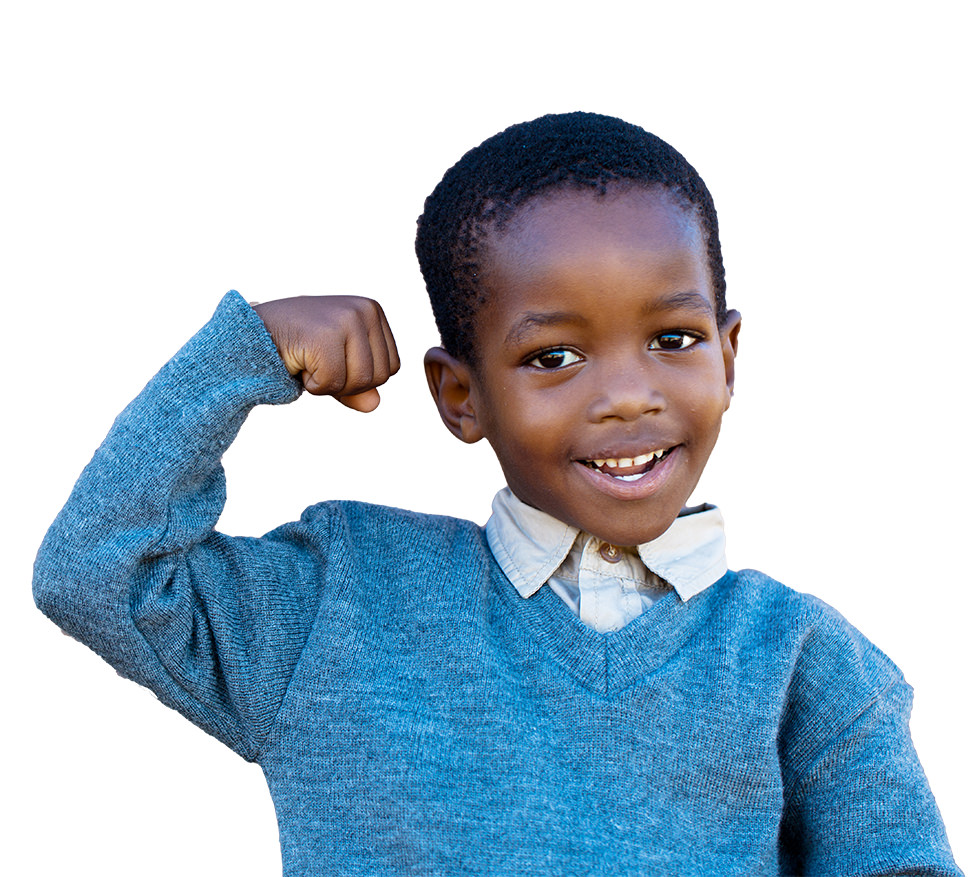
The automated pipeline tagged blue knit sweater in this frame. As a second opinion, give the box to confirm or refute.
[34,292,960,876]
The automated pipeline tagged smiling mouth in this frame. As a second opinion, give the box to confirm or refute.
[582,448,674,482]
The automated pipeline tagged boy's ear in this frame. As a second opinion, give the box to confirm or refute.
[423,347,484,444]
[721,310,742,401]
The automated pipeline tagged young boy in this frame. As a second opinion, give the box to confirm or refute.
[34,113,960,874]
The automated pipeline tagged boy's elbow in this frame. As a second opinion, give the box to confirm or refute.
[33,538,82,629]
[32,539,143,669]
[32,526,109,633]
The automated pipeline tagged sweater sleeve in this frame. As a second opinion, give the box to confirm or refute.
[33,290,325,761]
[778,609,961,876]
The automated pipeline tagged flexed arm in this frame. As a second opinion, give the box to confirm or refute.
[33,291,399,759]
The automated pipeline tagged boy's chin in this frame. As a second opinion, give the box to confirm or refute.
[510,489,688,548]
[587,521,677,548]
[563,493,692,547]
[555,506,684,548]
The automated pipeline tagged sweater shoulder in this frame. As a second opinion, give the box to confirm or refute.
[266,499,490,582]
[290,499,483,544]
[730,568,901,669]
[726,568,904,686]
[724,569,908,776]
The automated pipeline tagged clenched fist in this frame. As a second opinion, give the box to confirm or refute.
[253,296,400,412]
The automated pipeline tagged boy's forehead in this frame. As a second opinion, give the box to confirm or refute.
[479,186,708,293]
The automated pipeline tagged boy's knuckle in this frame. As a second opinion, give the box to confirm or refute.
[360,298,384,323]
[345,365,375,391]
[303,365,338,394]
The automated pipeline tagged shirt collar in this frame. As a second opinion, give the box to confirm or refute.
[485,487,727,603]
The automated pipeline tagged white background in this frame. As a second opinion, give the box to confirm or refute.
[2,1,972,873]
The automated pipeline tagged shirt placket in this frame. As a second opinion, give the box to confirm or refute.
[578,539,643,633]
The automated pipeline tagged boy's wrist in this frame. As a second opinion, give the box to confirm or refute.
[202,291,304,403]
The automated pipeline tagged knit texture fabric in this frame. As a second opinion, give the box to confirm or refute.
[34,292,961,876]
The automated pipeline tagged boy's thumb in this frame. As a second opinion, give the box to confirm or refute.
[337,389,381,413]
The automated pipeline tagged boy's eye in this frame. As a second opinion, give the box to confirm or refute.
[650,332,699,351]
[527,348,583,369]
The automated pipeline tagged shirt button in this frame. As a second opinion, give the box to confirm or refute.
[599,542,622,563]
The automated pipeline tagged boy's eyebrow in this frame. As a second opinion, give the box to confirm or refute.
[504,312,588,346]
[648,290,714,316]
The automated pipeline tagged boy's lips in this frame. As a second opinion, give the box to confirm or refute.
[574,445,680,496]
[584,447,671,477]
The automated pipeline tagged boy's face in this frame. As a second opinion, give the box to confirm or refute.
[428,186,740,547]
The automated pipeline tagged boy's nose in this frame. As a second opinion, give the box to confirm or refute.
[586,361,666,422]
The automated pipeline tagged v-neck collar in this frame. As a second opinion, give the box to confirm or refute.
[487,550,734,695]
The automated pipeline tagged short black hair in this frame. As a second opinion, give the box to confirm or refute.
[416,111,727,364]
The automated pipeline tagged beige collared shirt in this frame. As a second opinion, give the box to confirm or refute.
[485,487,728,633]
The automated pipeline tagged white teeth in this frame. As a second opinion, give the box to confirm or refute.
[590,449,669,468]
[615,472,644,482]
